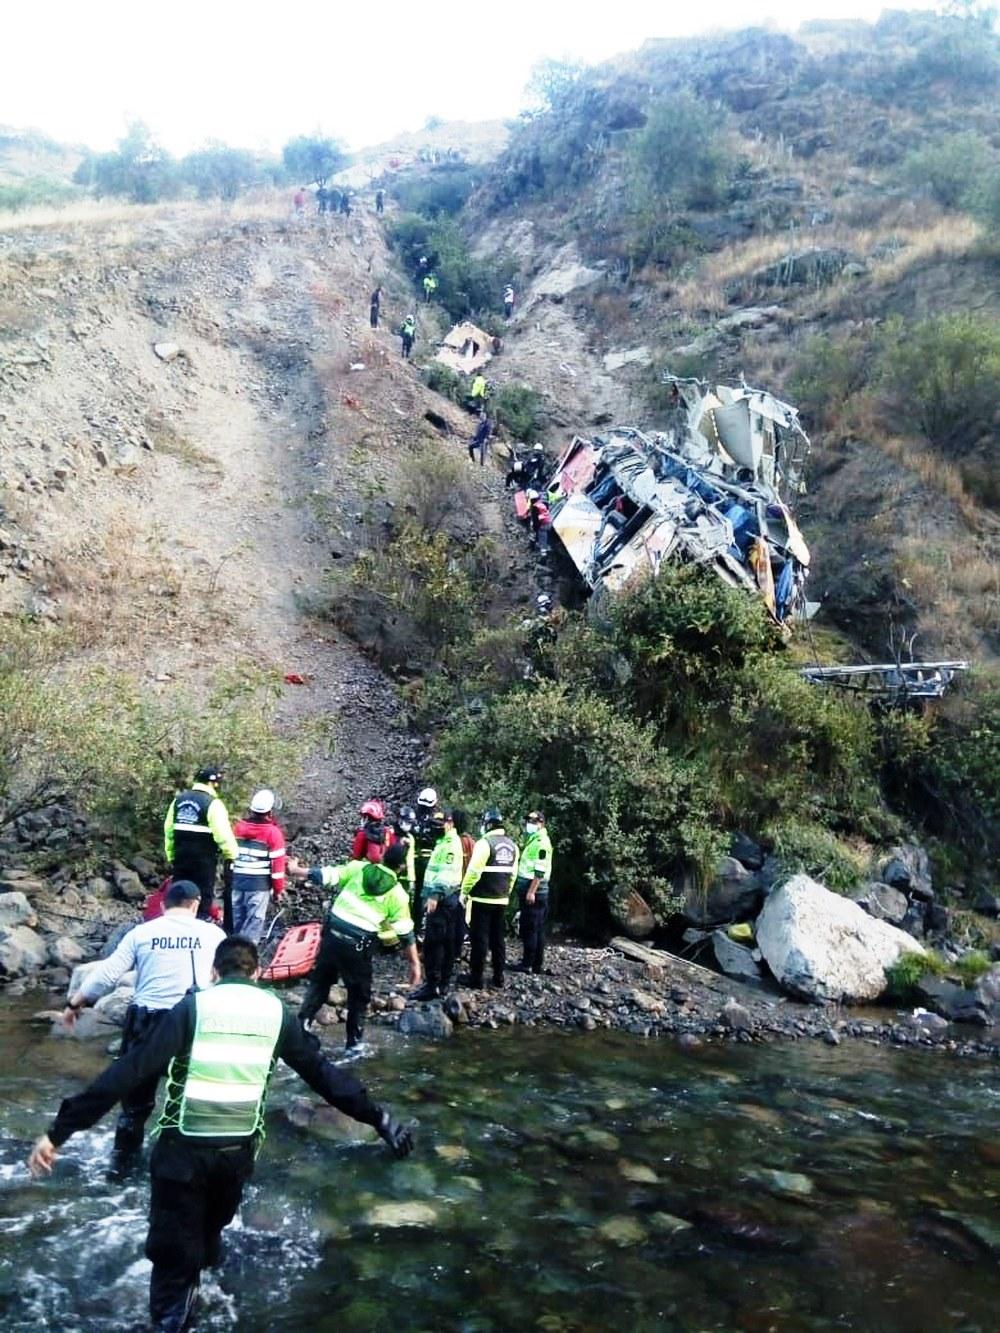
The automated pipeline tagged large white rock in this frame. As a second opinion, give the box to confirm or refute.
[0,891,37,930]
[0,925,49,977]
[756,874,924,1003]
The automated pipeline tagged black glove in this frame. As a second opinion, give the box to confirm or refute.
[377,1109,414,1159]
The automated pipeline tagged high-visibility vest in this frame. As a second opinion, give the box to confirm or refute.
[158,981,283,1139]
[325,862,415,939]
[465,830,518,905]
[518,828,553,887]
[422,829,463,899]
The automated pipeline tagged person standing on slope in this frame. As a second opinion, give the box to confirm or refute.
[163,765,238,922]
[230,789,287,944]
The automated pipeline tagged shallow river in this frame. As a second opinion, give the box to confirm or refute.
[1,996,998,1331]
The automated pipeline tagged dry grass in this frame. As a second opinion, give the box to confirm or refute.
[875,432,984,528]
[667,210,983,317]
[0,190,290,234]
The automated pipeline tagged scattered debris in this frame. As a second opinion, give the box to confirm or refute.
[434,321,495,375]
[800,660,969,700]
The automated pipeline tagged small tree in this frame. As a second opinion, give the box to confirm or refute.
[76,121,180,203]
[632,92,734,210]
[181,143,260,201]
[900,132,995,209]
[281,134,346,186]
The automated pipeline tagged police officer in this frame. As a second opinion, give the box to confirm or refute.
[411,809,464,1000]
[461,809,519,989]
[62,879,226,1159]
[30,935,413,1332]
[292,842,421,1048]
[515,811,554,974]
[163,765,238,921]
[391,804,418,912]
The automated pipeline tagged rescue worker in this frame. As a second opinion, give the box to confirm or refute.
[370,284,382,329]
[468,413,492,467]
[340,189,351,216]
[391,804,418,912]
[163,765,238,922]
[514,811,554,973]
[412,786,440,931]
[505,455,527,490]
[410,809,464,1000]
[351,798,393,862]
[293,187,306,214]
[316,184,329,214]
[291,842,421,1047]
[503,283,515,318]
[422,272,438,302]
[400,313,416,360]
[230,789,287,944]
[526,442,548,488]
[61,879,225,1160]
[461,808,519,989]
[30,935,413,1333]
[375,188,385,214]
[526,490,552,555]
[469,372,488,411]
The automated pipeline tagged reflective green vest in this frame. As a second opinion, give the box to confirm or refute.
[325,861,415,939]
[423,828,463,899]
[158,981,283,1139]
[518,828,553,887]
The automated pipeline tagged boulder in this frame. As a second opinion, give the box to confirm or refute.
[880,843,934,901]
[973,892,1000,919]
[680,857,764,928]
[851,881,908,926]
[110,861,145,903]
[48,936,85,968]
[398,1004,454,1039]
[730,832,765,871]
[153,342,181,362]
[611,889,656,939]
[93,988,134,1025]
[0,891,37,930]
[756,874,925,1003]
[711,931,766,986]
[0,924,49,977]
[915,977,992,1026]
[720,997,753,1031]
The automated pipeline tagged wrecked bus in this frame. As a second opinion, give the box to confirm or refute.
[544,376,813,625]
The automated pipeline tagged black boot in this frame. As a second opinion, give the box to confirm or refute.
[151,1280,199,1333]
[409,981,441,1002]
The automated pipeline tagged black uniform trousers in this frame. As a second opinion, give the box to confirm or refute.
[422,892,462,989]
[146,1133,255,1329]
[518,882,549,972]
[469,900,506,985]
[299,923,374,1046]
[172,852,218,922]
[114,1005,172,1153]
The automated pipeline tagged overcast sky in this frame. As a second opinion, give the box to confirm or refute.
[6,2,939,156]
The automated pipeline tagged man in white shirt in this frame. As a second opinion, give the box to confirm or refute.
[63,879,226,1158]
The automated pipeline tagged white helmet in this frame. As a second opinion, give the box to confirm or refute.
[532,443,544,452]
[525,488,540,501]
[250,788,276,814]
[536,593,553,612]
[417,786,438,809]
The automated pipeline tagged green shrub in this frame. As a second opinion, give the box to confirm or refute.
[74,121,181,203]
[878,313,1000,452]
[430,681,725,931]
[787,331,871,427]
[281,134,346,186]
[899,132,995,210]
[1,619,301,854]
[423,362,464,403]
[0,177,77,213]
[953,950,993,987]
[392,164,479,218]
[762,818,870,892]
[388,214,502,321]
[884,949,946,1000]
[631,92,735,211]
[493,383,545,440]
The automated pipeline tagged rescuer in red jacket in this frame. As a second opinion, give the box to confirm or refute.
[229,789,287,943]
[351,799,394,863]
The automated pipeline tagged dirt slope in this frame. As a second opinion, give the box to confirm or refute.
[0,201,498,847]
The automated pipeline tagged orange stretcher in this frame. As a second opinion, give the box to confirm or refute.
[514,489,530,520]
[260,921,322,982]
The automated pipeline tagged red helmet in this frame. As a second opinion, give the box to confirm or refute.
[360,798,385,820]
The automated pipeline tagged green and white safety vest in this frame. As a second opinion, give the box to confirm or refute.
[422,828,463,900]
[322,861,415,941]
[518,827,553,889]
[157,981,283,1139]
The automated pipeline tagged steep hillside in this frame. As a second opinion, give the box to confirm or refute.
[0,199,511,846]
[465,11,1000,662]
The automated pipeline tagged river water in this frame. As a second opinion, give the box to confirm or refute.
[0,996,997,1331]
